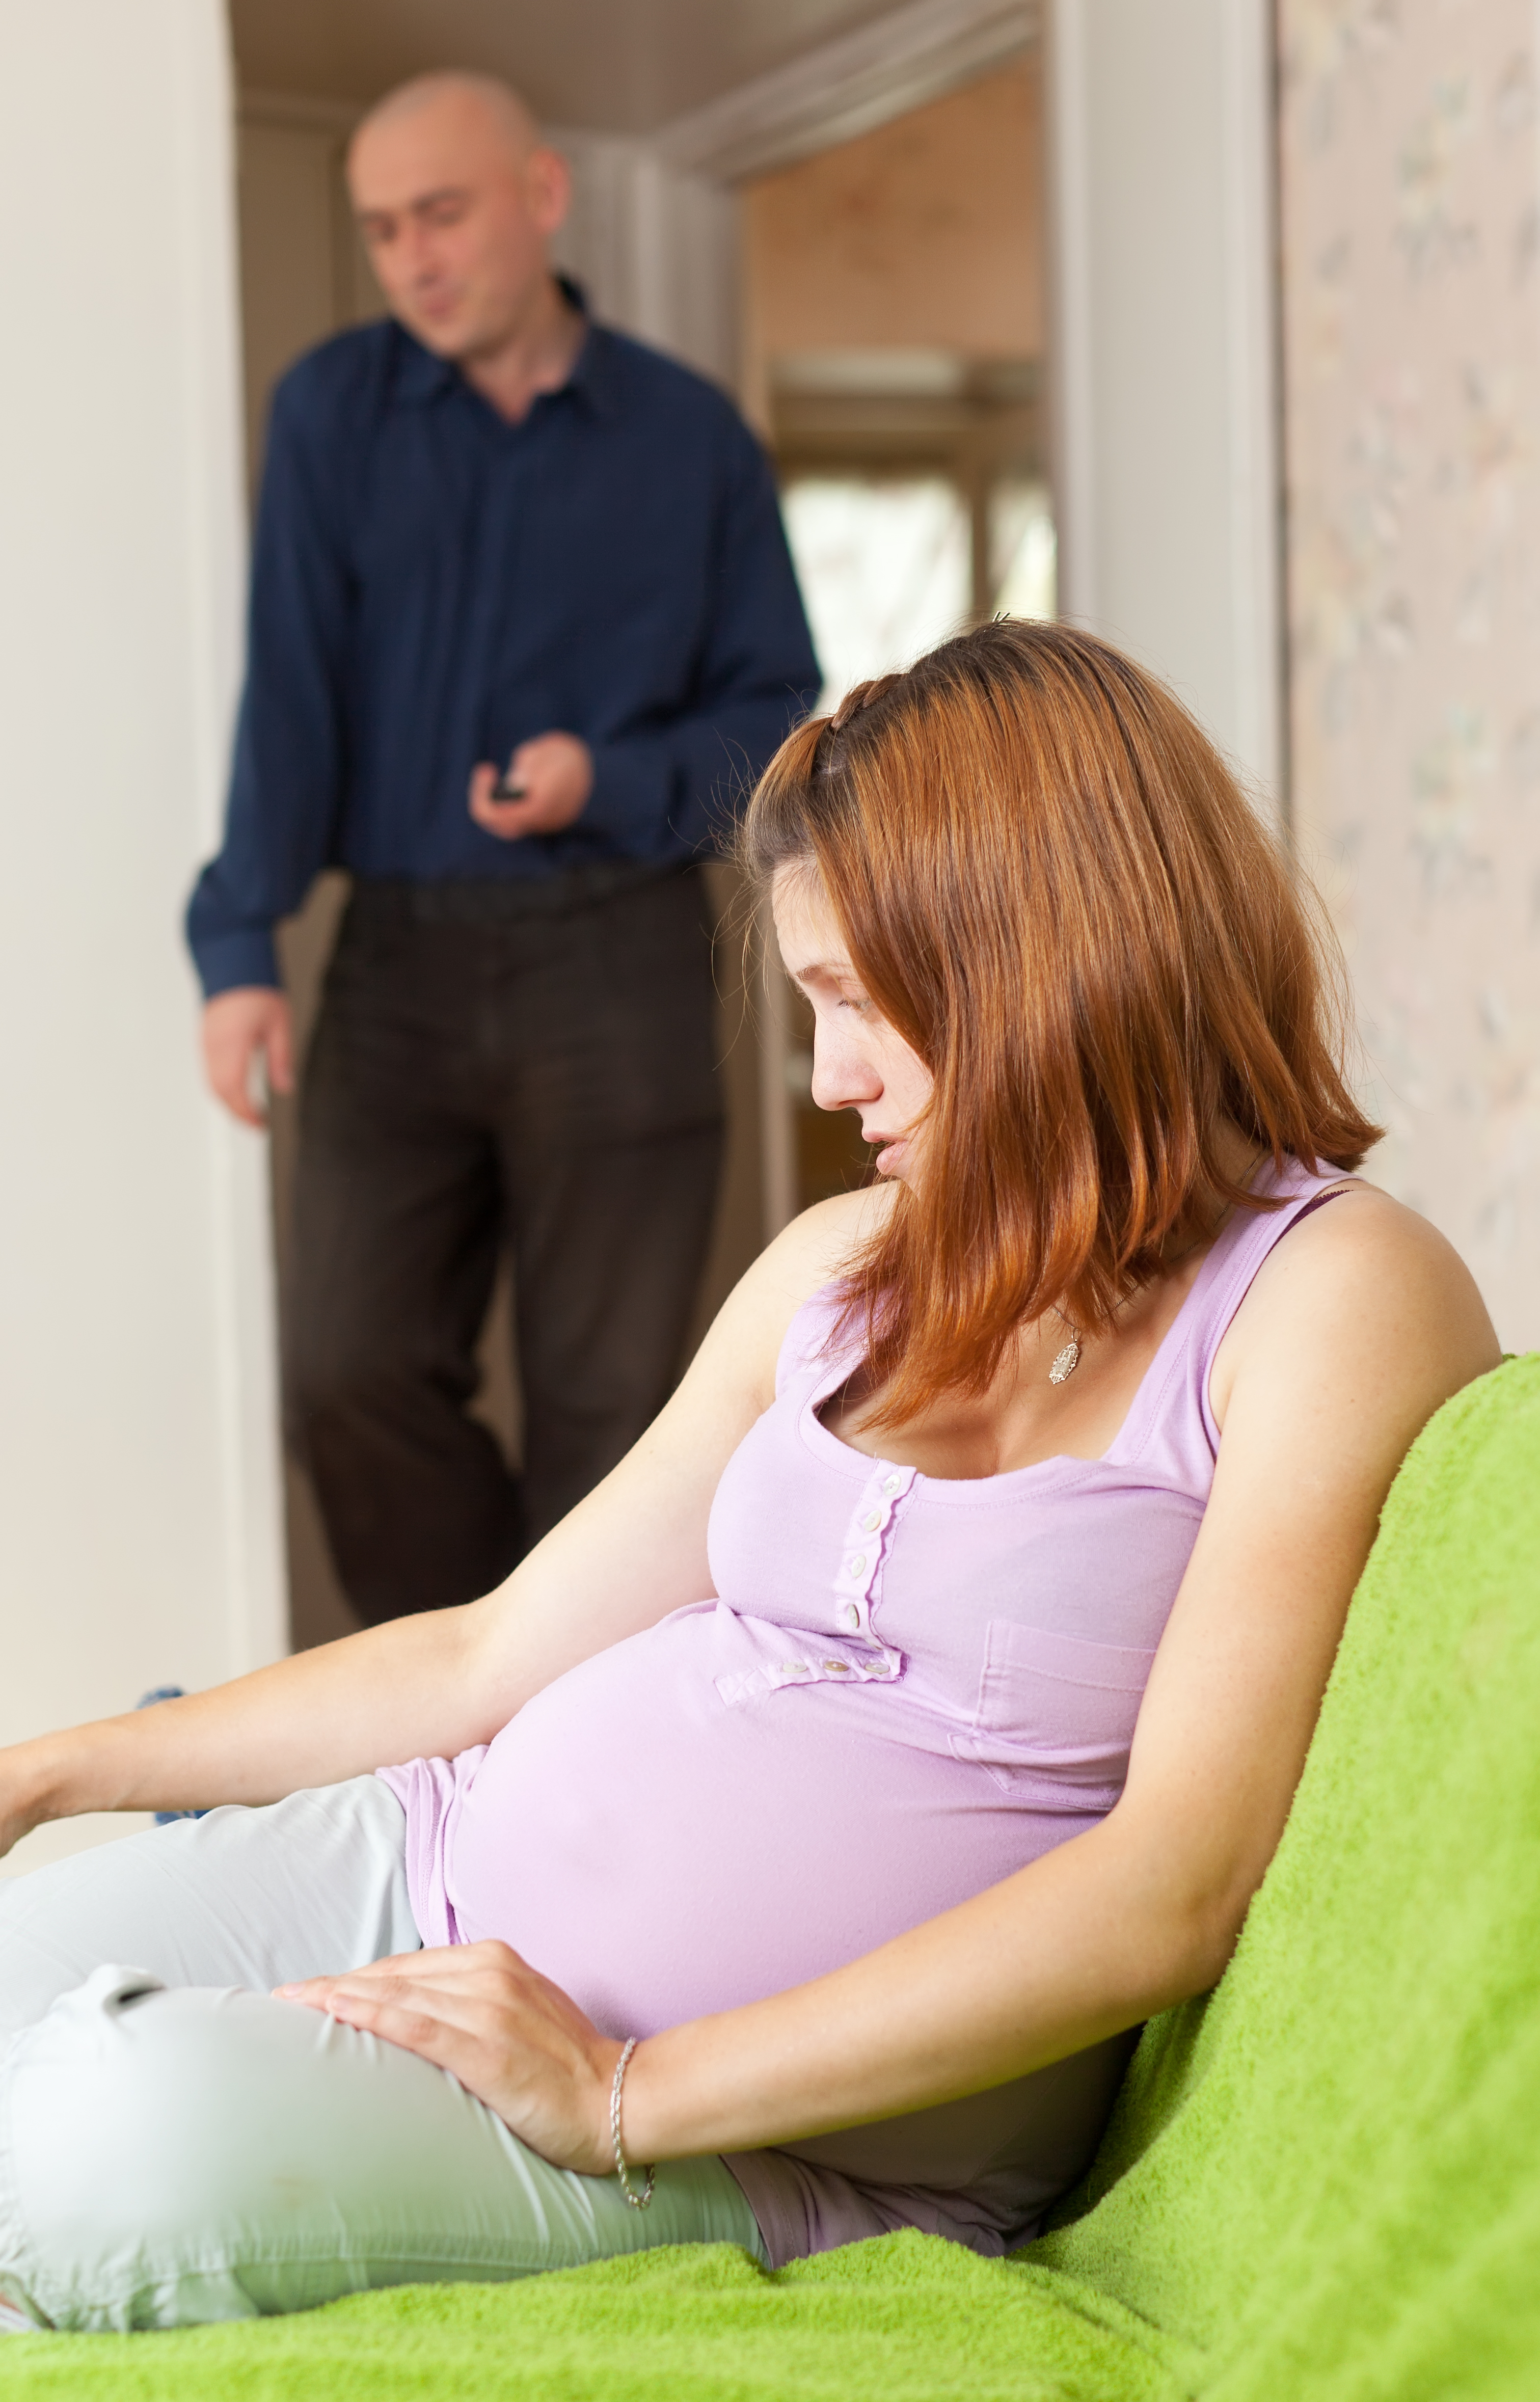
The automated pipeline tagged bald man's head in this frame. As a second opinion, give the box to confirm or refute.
[354,71,542,164]
[348,72,571,367]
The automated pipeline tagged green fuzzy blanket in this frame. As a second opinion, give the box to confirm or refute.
[4,1356,1538,2401]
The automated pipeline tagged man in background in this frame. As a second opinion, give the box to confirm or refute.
[188,73,818,1625]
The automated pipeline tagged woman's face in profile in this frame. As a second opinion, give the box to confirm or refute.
[772,868,933,1187]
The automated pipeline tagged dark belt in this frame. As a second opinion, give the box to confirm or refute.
[347,860,692,927]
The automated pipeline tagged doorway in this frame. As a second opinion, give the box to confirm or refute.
[225,18,1049,1645]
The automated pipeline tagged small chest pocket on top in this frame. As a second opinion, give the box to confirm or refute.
[951,1620,1157,1803]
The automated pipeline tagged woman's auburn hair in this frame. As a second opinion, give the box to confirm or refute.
[740,617,1382,1427]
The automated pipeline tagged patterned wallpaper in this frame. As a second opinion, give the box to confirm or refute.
[1278,0,1540,1348]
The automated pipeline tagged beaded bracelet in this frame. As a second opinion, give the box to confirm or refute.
[610,2037,656,2210]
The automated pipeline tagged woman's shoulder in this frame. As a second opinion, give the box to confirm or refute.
[1254,1180,1481,1306]
[745,1187,895,1372]
[1213,1180,1500,1427]
[763,1184,894,1297]
[687,1186,896,1421]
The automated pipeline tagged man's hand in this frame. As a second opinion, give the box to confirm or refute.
[202,987,294,1129]
[279,1940,623,2175]
[469,732,594,842]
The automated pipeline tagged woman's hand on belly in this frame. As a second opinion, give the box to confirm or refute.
[279,1944,622,2177]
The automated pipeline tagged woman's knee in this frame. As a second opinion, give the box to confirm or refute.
[1,1966,528,2331]
[2,1973,331,2331]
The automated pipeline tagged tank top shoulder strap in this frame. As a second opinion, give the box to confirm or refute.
[1113,1157,1365,1488]
[774,1283,854,1402]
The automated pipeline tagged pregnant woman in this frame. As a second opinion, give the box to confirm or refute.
[0,623,1496,2333]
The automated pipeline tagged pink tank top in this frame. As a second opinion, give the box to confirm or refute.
[380,1155,1354,2264]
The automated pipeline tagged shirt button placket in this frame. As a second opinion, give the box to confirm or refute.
[830,1462,911,1679]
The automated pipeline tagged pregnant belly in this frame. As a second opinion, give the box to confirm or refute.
[444,1608,1082,2047]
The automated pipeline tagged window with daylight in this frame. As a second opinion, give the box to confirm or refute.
[781,474,974,710]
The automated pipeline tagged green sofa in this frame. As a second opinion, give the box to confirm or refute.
[3,1355,1537,2400]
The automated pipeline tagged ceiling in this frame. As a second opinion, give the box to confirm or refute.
[228,0,911,132]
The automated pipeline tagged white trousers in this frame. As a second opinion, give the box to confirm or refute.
[0,1779,764,2333]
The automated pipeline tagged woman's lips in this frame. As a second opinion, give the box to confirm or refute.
[870,1135,906,1175]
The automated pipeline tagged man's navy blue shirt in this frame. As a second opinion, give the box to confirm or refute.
[187,311,820,996]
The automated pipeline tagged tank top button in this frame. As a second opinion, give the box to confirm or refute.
[861,1509,882,1532]
[823,1659,852,1674]
[838,1602,861,1629]
[882,1473,901,1494]
[848,1554,867,1576]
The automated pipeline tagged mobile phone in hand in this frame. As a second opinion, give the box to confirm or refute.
[491,776,527,801]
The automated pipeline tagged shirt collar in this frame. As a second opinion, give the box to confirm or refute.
[390,276,618,420]
[562,309,621,420]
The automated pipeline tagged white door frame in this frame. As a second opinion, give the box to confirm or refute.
[1047,0,1284,809]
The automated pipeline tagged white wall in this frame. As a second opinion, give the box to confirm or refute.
[0,0,284,1871]
[1048,0,1281,804]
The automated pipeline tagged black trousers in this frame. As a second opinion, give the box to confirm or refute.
[285,867,724,1625]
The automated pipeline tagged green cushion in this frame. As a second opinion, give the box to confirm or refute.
[1034,1349,1540,2399]
[3,1357,1536,2400]
[0,2237,1172,2401]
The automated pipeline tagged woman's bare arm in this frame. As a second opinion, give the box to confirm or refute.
[0,1191,879,1858]
[288,1192,1498,2169]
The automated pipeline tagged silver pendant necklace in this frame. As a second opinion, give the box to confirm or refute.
[1046,1212,1222,1387]
[1047,1331,1081,1385]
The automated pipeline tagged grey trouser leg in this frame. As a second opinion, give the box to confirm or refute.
[0,1784,765,2332]
[0,1779,418,2044]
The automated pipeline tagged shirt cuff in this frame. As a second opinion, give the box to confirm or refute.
[191,927,282,1000]
[580,739,710,861]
